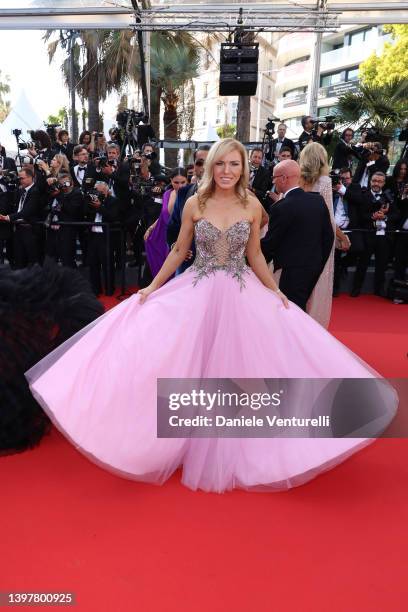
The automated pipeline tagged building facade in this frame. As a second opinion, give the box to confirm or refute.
[191,33,279,142]
[275,26,391,139]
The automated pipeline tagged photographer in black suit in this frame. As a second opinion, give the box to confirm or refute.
[352,142,390,187]
[85,181,120,296]
[261,160,334,311]
[350,172,400,297]
[248,148,271,207]
[332,128,361,171]
[298,115,333,151]
[0,167,44,268]
[0,143,17,173]
[45,173,84,268]
[53,129,76,162]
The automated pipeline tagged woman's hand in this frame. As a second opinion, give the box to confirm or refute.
[137,284,156,304]
[275,289,289,309]
[144,226,153,241]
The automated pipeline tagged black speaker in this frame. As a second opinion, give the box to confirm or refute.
[219,42,259,96]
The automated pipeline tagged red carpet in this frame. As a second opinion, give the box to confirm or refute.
[1,294,407,611]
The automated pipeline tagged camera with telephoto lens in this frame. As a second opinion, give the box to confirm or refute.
[330,169,341,187]
[84,189,106,205]
[94,155,117,169]
[0,170,19,191]
[46,178,71,194]
[127,153,161,197]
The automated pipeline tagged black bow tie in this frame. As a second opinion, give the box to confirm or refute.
[77,166,86,173]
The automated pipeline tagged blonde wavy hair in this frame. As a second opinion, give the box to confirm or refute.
[50,153,70,177]
[197,138,249,211]
[299,142,329,187]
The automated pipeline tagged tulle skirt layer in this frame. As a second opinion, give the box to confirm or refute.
[26,269,397,493]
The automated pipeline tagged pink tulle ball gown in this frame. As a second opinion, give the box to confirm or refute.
[26,219,397,493]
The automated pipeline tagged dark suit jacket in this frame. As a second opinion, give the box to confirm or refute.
[251,166,271,204]
[331,140,361,170]
[352,152,390,185]
[9,186,44,224]
[0,156,17,172]
[85,194,120,227]
[270,137,295,158]
[347,186,400,231]
[261,187,334,272]
[48,188,85,223]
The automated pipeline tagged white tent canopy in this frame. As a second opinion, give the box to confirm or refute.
[0,90,44,156]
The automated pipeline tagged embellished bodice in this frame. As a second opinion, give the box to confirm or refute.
[191,218,251,288]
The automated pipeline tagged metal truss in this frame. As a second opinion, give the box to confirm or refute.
[0,2,408,30]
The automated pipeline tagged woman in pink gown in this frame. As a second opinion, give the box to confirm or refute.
[26,139,397,494]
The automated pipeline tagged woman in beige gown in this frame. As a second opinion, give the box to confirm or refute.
[299,143,335,328]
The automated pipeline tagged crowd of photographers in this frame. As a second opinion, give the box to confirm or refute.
[249,117,407,302]
[0,117,407,301]
[0,128,169,296]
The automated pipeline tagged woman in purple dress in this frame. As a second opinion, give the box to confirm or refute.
[144,168,188,278]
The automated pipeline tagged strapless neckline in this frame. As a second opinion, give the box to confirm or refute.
[195,218,251,234]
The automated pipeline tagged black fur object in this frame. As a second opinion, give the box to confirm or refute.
[0,259,104,454]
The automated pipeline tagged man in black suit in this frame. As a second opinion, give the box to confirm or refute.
[85,181,120,296]
[298,115,333,151]
[349,172,400,297]
[352,142,390,187]
[261,160,334,311]
[0,144,17,173]
[248,148,271,207]
[269,124,296,162]
[0,167,44,268]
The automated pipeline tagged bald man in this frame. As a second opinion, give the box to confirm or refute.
[261,160,334,311]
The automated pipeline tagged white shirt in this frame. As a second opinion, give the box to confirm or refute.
[283,186,299,198]
[17,183,34,213]
[74,164,87,185]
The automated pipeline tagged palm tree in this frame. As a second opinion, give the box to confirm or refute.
[335,79,408,147]
[0,69,10,123]
[150,38,199,166]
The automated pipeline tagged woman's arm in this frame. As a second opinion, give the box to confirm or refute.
[246,201,289,308]
[138,197,196,303]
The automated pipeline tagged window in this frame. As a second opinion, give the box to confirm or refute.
[283,86,307,99]
[285,117,302,133]
[320,71,344,88]
[203,83,208,99]
[347,28,372,47]
[231,102,238,125]
[266,85,272,100]
[318,106,336,118]
[216,103,223,124]
[284,55,310,67]
[268,59,273,72]
[346,67,359,81]
[202,106,207,126]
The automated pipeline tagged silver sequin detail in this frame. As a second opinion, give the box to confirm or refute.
[191,219,251,289]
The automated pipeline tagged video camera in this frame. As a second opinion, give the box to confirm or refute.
[44,122,61,145]
[116,109,146,131]
[310,116,336,131]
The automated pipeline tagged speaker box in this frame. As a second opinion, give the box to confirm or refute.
[219,42,259,96]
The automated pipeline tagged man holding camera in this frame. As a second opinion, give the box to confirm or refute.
[85,181,120,296]
[298,115,333,151]
[349,171,400,297]
[0,167,43,268]
[352,142,390,187]
[45,173,84,268]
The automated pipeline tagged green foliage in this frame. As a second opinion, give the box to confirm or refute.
[335,79,408,145]
[47,107,69,128]
[360,25,408,86]
[216,124,236,139]
[0,69,11,123]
